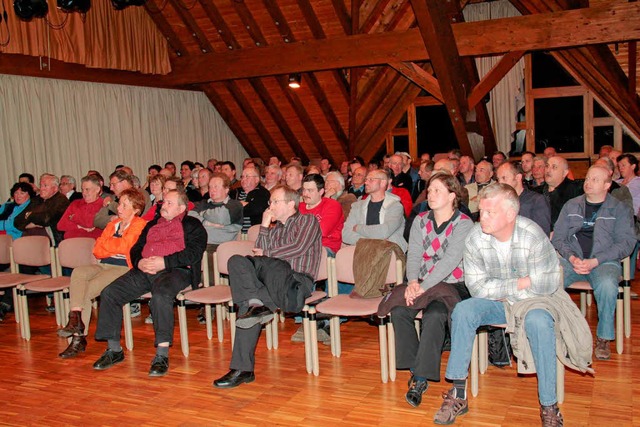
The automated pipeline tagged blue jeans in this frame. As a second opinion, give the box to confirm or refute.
[445,298,558,406]
[560,257,620,340]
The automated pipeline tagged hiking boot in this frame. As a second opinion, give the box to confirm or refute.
[540,403,563,426]
[594,337,611,360]
[434,388,468,425]
[405,377,428,407]
[57,311,85,338]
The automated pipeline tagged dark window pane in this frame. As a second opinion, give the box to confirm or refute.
[393,135,409,153]
[531,52,578,88]
[416,105,458,156]
[396,112,408,128]
[593,100,609,118]
[534,96,584,153]
[622,130,640,153]
[593,126,614,155]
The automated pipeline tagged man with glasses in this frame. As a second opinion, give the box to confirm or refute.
[94,169,151,229]
[213,185,322,389]
[348,166,367,198]
[343,169,407,252]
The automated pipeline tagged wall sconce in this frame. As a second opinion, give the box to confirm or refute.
[14,0,48,21]
[111,0,146,10]
[58,0,91,13]
[288,73,301,89]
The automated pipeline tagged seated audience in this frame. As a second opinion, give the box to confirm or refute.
[543,155,583,228]
[412,160,434,204]
[213,185,322,388]
[57,175,105,240]
[143,174,166,221]
[389,172,473,408]
[299,174,344,256]
[94,170,150,229]
[92,190,207,376]
[594,157,634,212]
[284,163,304,193]
[320,158,331,177]
[465,160,494,220]
[219,161,241,190]
[615,153,640,215]
[263,164,282,191]
[60,175,82,201]
[347,166,367,198]
[389,154,414,192]
[520,151,535,188]
[324,171,356,219]
[528,156,547,191]
[457,155,475,186]
[0,182,36,240]
[230,167,270,233]
[57,189,147,358]
[552,165,636,360]
[180,161,196,191]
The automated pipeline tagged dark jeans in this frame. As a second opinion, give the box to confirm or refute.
[228,255,313,371]
[95,268,190,347]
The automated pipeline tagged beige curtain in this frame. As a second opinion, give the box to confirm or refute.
[1,1,170,74]
[463,0,525,157]
[0,74,248,201]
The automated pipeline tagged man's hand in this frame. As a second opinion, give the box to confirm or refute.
[405,280,425,306]
[261,208,275,227]
[324,188,336,198]
[572,257,599,275]
[252,248,264,256]
[24,223,41,229]
[517,276,531,290]
[103,196,113,207]
[138,256,166,275]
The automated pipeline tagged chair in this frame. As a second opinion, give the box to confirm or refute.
[566,256,630,354]
[470,324,565,403]
[308,245,403,383]
[18,237,96,340]
[175,240,255,356]
[246,224,261,242]
[0,236,53,334]
[0,234,12,274]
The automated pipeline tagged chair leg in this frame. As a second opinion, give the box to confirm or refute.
[579,292,587,316]
[205,304,213,340]
[229,303,236,349]
[616,287,623,354]
[470,334,479,397]
[387,318,396,382]
[215,304,224,342]
[19,286,31,340]
[62,289,71,322]
[586,292,592,307]
[303,306,312,374]
[309,307,319,376]
[556,358,564,404]
[266,319,273,350]
[123,303,133,351]
[271,314,279,350]
[13,287,20,324]
[479,330,488,374]
[623,282,631,338]
[177,296,189,358]
[329,315,341,357]
[53,292,62,326]
[378,319,389,384]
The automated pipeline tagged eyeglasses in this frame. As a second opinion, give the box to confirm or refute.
[268,199,287,206]
[365,177,385,182]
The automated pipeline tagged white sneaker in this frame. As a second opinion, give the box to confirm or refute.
[130,303,141,318]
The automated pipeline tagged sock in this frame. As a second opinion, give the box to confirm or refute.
[107,340,122,352]
[156,345,169,357]
[453,379,466,399]
[247,298,263,307]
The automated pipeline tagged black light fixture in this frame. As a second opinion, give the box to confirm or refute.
[13,0,48,21]
[57,0,90,13]
[111,0,146,10]
[288,73,301,89]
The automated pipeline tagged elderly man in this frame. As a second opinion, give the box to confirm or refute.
[343,169,407,252]
[231,167,270,233]
[389,154,414,192]
[543,155,582,228]
[348,165,367,198]
[434,184,571,426]
[552,165,635,360]
[465,160,494,220]
[92,190,207,376]
[264,164,282,191]
[284,163,304,193]
[17,173,70,245]
[528,156,547,191]
[213,185,322,388]
[324,171,357,219]
[60,175,82,201]
[457,156,475,186]
[496,161,551,235]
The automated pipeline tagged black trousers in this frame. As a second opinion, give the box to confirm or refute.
[95,268,190,347]
[228,255,312,371]
[390,283,469,381]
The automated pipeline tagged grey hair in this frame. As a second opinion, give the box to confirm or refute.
[478,183,520,214]
[40,173,59,186]
[60,175,76,186]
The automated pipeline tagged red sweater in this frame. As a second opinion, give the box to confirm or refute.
[299,197,344,254]
[57,198,104,239]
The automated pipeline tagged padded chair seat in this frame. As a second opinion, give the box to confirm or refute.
[182,286,232,305]
[0,274,51,288]
[305,290,326,305]
[316,294,383,317]
[24,277,70,293]
[567,281,592,291]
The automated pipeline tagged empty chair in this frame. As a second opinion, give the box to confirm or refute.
[19,237,96,340]
[308,245,402,382]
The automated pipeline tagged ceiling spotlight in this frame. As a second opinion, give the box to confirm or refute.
[111,0,146,10]
[288,73,301,89]
[13,0,48,21]
[57,0,90,13]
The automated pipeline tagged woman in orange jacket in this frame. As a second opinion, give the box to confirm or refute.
[57,188,148,358]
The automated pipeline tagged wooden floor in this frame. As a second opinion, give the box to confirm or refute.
[1,288,639,426]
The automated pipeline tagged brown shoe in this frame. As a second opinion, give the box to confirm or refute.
[59,335,87,358]
[57,311,85,338]
[434,388,468,425]
[594,337,611,360]
[540,403,563,426]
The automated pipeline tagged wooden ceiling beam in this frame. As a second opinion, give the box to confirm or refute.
[248,78,310,164]
[388,61,443,103]
[165,2,640,85]
[409,0,472,155]
[467,51,525,110]
[198,0,240,50]
[360,0,393,34]
[306,72,350,156]
[224,80,287,161]
[331,0,352,35]
[356,69,400,137]
[166,0,215,54]
[144,0,188,57]
[233,1,268,48]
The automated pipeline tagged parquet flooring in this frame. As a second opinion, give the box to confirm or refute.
[0,288,638,426]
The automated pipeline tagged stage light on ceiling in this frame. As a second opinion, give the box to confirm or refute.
[111,0,146,10]
[288,73,301,89]
[57,0,90,13]
[13,0,48,21]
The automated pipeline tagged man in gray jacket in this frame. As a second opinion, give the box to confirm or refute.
[342,169,407,252]
[552,165,636,360]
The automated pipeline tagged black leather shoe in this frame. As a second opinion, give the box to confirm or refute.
[93,349,125,370]
[236,305,273,329]
[213,369,255,388]
[59,335,87,358]
[149,355,169,377]
[405,378,428,407]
